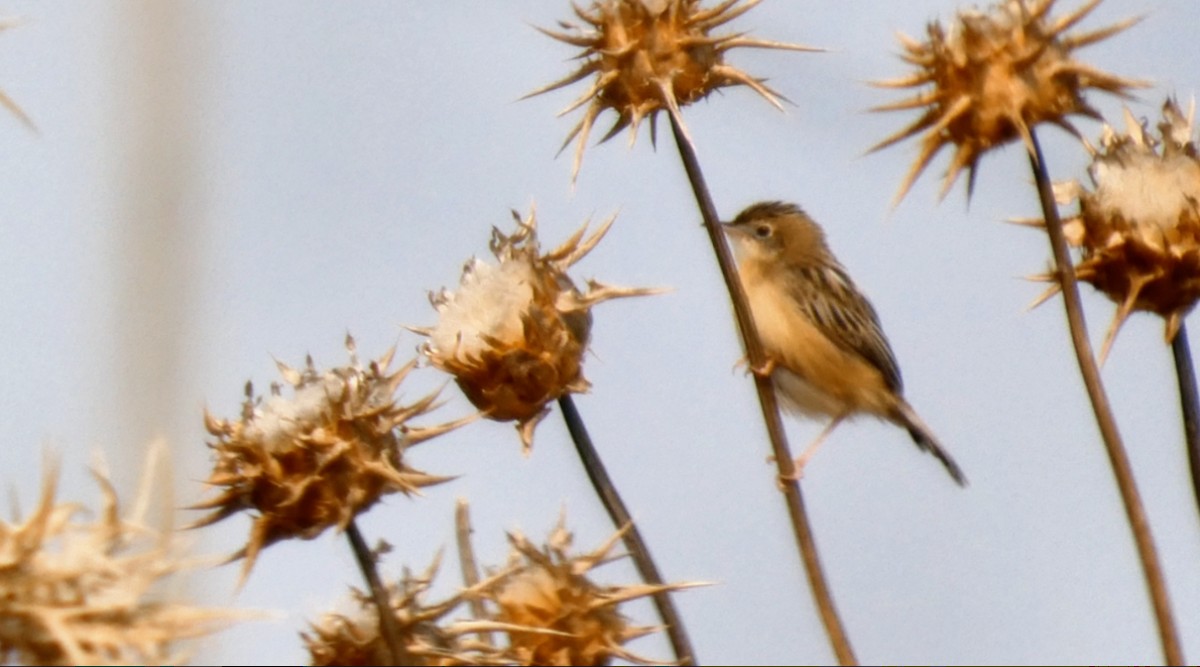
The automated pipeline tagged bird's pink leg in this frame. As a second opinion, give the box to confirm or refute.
[781,414,845,482]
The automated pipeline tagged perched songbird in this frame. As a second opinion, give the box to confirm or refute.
[723,201,965,485]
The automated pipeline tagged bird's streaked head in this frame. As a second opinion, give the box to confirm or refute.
[722,201,831,267]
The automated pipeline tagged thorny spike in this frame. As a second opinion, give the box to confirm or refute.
[562,214,618,267]
[870,71,936,90]
[710,64,786,109]
[545,219,593,263]
[892,135,948,207]
[559,70,619,118]
[517,408,549,455]
[405,413,481,446]
[1047,0,1103,36]
[569,103,601,183]
[688,0,743,27]
[533,24,599,49]
[868,109,939,154]
[717,36,825,53]
[1025,280,1063,311]
[693,0,759,31]
[597,114,633,146]
[589,581,712,610]
[1061,15,1143,50]
[965,163,981,201]
[1098,275,1150,366]
[522,62,599,101]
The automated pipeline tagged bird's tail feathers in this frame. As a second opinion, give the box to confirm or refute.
[896,402,967,487]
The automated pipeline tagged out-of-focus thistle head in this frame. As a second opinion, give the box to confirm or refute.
[304,554,520,666]
[489,520,701,666]
[417,207,660,452]
[528,0,820,181]
[0,454,232,666]
[1036,99,1200,361]
[871,0,1143,204]
[193,336,467,583]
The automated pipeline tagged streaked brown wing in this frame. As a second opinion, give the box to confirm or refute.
[789,264,904,393]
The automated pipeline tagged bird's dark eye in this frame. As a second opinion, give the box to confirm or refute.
[754,224,772,239]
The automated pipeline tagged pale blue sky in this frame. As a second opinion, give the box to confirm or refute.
[1,1,1198,664]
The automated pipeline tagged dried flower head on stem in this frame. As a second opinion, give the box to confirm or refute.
[305,553,523,667]
[1033,99,1200,361]
[490,518,703,666]
[417,206,660,452]
[529,0,820,180]
[0,451,233,666]
[871,0,1143,203]
[193,336,468,583]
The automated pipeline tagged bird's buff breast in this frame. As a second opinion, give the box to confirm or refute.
[738,261,894,418]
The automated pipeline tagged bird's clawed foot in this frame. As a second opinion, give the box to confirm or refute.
[739,356,776,377]
[776,459,807,488]
[768,454,807,488]
[733,356,777,376]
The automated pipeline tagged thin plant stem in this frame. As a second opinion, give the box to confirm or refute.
[666,111,857,666]
[1028,129,1183,666]
[346,520,410,666]
[454,499,494,647]
[1170,323,1200,527]
[557,394,696,666]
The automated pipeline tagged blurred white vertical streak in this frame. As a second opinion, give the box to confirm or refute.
[106,1,209,514]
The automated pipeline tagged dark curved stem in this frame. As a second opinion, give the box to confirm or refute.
[1170,324,1200,530]
[1028,130,1183,666]
[557,394,697,666]
[347,520,410,666]
[667,111,857,666]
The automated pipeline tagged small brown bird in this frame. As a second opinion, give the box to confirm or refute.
[723,201,966,485]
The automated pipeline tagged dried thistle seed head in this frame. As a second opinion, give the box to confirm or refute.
[304,555,515,667]
[529,0,820,181]
[419,207,659,452]
[491,521,696,666]
[0,455,233,666]
[871,0,1143,204]
[193,336,465,583]
[1045,99,1200,361]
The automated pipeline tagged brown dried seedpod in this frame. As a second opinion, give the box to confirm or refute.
[529,0,820,180]
[417,207,659,452]
[193,336,467,582]
[1041,100,1200,360]
[871,0,1143,203]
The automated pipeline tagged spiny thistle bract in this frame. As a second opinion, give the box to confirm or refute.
[1042,99,1200,361]
[417,207,659,452]
[0,458,232,666]
[529,0,819,180]
[871,0,1143,204]
[490,521,699,666]
[193,336,467,583]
